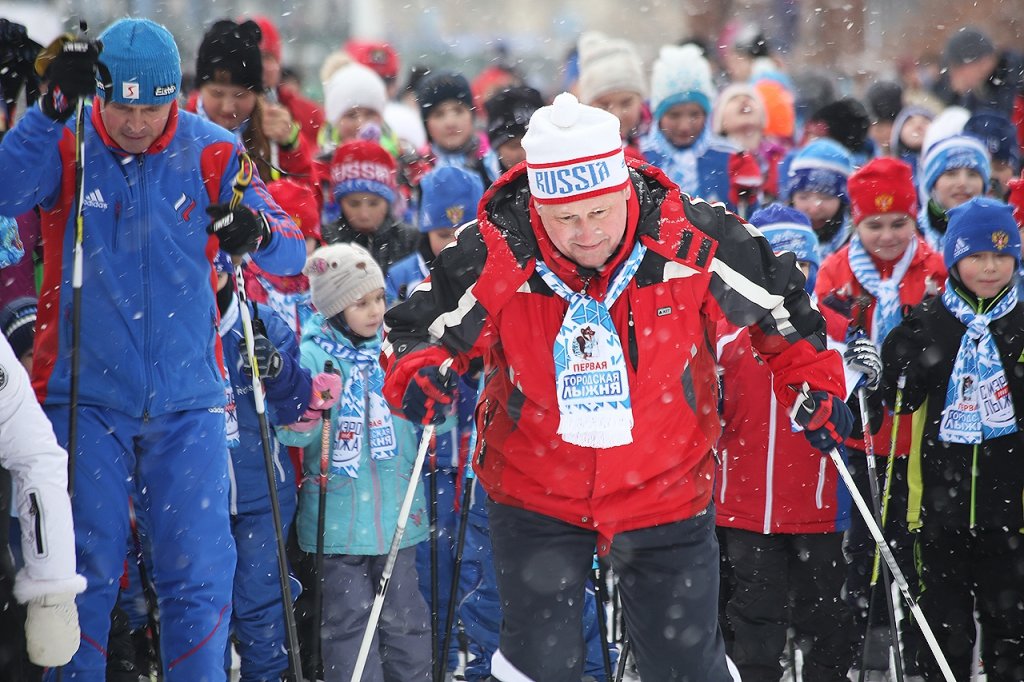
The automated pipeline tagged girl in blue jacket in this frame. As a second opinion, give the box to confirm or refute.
[278,243,436,682]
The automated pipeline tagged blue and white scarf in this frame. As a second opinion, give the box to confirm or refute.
[534,242,646,448]
[848,234,917,345]
[938,282,1019,444]
[314,332,397,477]
[639,126,711,198]
[217,296,241,449]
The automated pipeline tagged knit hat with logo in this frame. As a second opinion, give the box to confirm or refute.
[920,133,990,196]
[305,243,385,318]
[649,43,715,122]
[196,19,263,91]
[750,204,819,290]
[346,40,399,81]
[944,196,1021,270]
[786,138,854,200]
[847,157,918,224]
[419,166,484,233]
[576,31,647,105]
[329,140,397,205]
[97,18,181,105]
[521,92,629,205]
[0,296,37,361]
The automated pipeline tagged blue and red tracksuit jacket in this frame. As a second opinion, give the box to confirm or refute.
[0,101,306,417]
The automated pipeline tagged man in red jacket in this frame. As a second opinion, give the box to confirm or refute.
[384,92,851,682]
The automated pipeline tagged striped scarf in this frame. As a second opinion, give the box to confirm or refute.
[847,234,917,344]
[938,282,1018,444]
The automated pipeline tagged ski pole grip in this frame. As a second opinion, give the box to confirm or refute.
[229,154,255,210]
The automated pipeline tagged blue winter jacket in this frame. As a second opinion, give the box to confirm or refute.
[219,296,311,515]
[277,315,449,555]
[0,102,306,416]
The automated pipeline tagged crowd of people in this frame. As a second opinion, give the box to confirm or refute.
[0,11,1022,682]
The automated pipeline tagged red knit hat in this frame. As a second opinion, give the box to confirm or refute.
[847,157,918,224]
[346,40,399,81]
[329,140,397,204]
[1008,171,1024,229]
[250,15,282,61]
[268,178,321,241]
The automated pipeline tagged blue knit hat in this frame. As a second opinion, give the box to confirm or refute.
[920,134,990,196]
[0,296,37,361]
[786,139,853,200]
[750,204,819,291]
[650,44,715,122]
[943,197,1020,270]
[97,18,182,105]
[418,166,484,233]
[964,110,1021,171]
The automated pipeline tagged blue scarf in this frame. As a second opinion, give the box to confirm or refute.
[938,282,1019,444]
[639,126,711,198]
[534,242,646,448]
[847,234,917,344]
[313,328,397,477]
[218,294,241,449]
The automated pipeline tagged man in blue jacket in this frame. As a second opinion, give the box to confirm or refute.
[0,18,305,680]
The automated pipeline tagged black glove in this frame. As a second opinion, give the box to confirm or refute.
[35,35,101,122]
[792,390,854,454]
[402,366,457,426]
[0,19,42,111]
[206,204,271,256]
[844,336,882,394]
[239,330,282,380]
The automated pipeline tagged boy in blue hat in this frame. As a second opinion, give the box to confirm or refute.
[0,18,305,680]
[881,197,1024,681]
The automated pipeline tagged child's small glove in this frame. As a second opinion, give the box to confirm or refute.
[310,371,342,411]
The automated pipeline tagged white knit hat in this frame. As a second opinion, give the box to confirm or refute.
[521,92,629,205]
[304,243,385,319]
[576,31,647,104]
[649,43,716,122]
[323,62,388,126]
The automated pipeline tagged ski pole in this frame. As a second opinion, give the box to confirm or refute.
[310,359,335,682]
[439,453,474,682]
[856,387,905,682]
[65,20,90,498]
[428,437,440,681]
[614,637,631,682]
[351,359,453,682]
[826,441,954,682]
[229,159,304,682]
[592,556,614,681]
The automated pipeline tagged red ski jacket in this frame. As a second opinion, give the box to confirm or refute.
[815,236,946,456]
[715,306,851,535]
[383,159,845,551]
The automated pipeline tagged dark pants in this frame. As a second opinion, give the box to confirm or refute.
[723,528,854,682]
[916,526,1024,682]
[488,499,731,682]
[845,451,920,673]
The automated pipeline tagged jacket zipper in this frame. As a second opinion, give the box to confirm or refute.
[28,491,45,556]
[476,398,494,469]
[138,156,153,420]
[970,444,978,530]
[763,376,777,534]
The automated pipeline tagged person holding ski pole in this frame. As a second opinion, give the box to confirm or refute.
[383,92,851,682]
[277,242,442,682]
[0,18,305,680]
[881,198,1024,682]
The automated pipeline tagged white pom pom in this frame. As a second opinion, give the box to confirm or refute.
[549,92,581,129]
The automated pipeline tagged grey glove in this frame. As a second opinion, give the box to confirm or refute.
[844,336,882,393]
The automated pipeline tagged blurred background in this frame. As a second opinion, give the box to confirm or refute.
[2,0,1022,102]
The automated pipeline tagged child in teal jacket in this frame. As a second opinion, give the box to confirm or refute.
[277,242,435,682]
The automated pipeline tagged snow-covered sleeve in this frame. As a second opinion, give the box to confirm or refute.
[0,106,67,216]
[691,198,846,409]
[0,336,86,602]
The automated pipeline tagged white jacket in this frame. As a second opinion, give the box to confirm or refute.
[0,336,85,602]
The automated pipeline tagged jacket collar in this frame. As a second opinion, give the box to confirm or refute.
[90,97,179,157]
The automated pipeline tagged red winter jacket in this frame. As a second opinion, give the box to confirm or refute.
[815,235,946,456]
[383,160,845,551]
[715,305,852,535]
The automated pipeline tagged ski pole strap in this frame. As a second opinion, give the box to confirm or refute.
[229,153,255,210]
